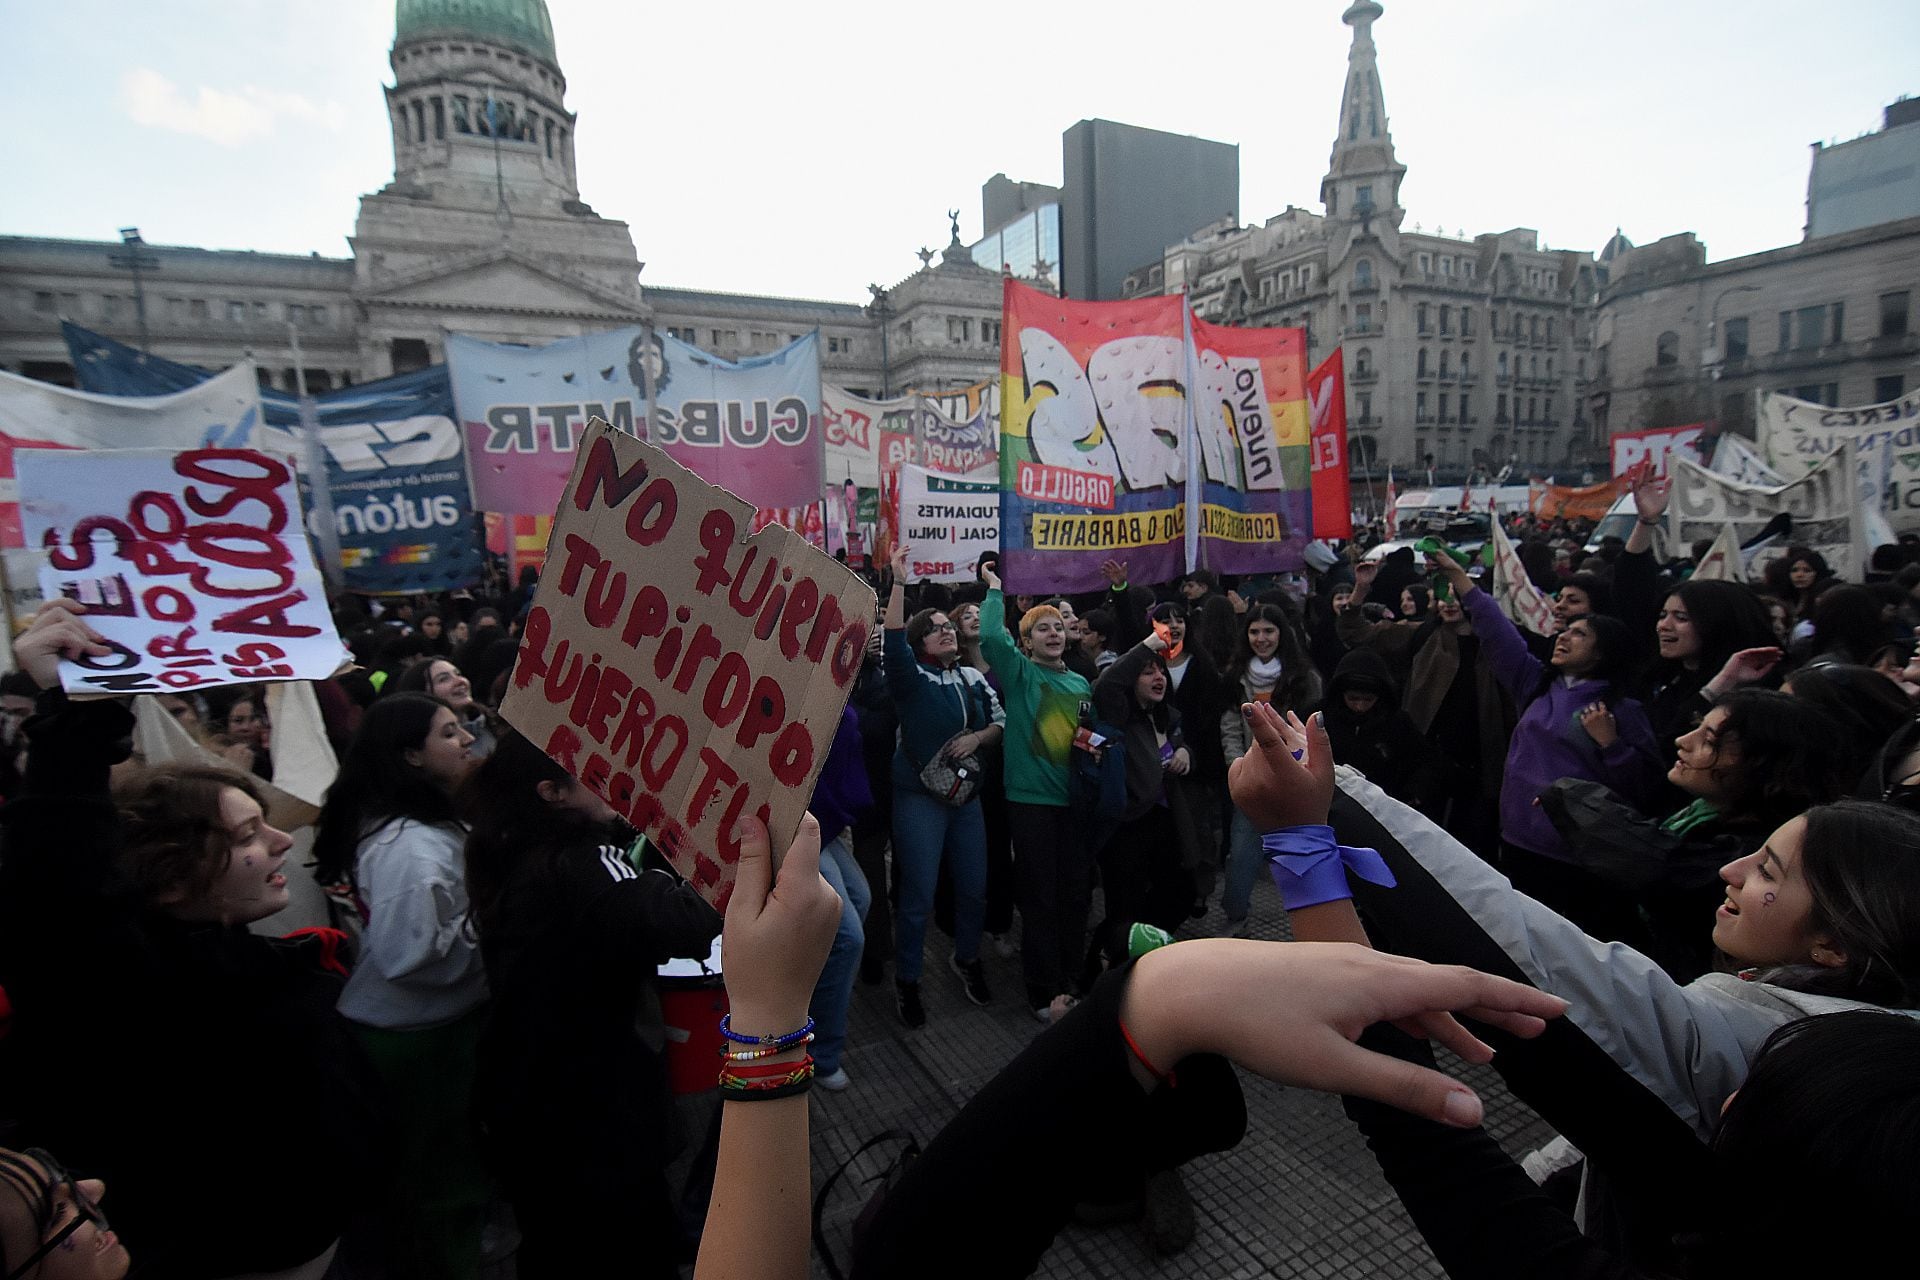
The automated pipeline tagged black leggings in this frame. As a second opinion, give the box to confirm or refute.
[1008,800,1093,1008]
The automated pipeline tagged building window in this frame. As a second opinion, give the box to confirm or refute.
[710,330,731,347]
[227,301,247,323]
[432,97,445,140]
[1354,303,1373,333]
[1724,317,1749,361]
[1417,303,1430,334]
[1354,258,1374,289]
[1460,351,1472,378]
[1545,357,1554,379]
[452,95,471,133]
[1439,350,1451,377]
[1655,331,1679,366]
[1497,351,1509,377]
[1355,184,1374,213]
[1460,309,1474,337]
[1417,253,1431,274]
[1300,265,1314,289]
[1416,392,1429,422]
[1792,383,1839,406]
[948,316,972,344]
[1877,375,1907,403]
[1546,318,1556,344]
[1497,393,1509,422]
[1357,391,1372,423]
[1785,303,1843,350]
[1417,348,1429,376]
[309,306,327,327]
[1440,256,1453,277]
[1354,347,1373,376]
[1881,291,1910,338]
[188,299,208,320]
[390,338,431,373]
[33,291,55,312]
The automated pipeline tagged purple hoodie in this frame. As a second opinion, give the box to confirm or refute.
[809,705,874,848]
[1464,589,1661,860]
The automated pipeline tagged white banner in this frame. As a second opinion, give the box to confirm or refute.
[1709,432,1785,487]
[897,464,998,583]
[822,384,910,490]
[0,364,263,549]
[1758,388,1920,537]
[1689,524,1745,582]
[1488,516,1558,637]
[19,447,345,696]
[1668,443,1864,582]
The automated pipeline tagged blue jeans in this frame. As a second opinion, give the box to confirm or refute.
[891,788,986,983]
[810,834,870,1075]
[1223,806,1266,923]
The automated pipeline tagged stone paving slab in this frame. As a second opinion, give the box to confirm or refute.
[805,874,1556,1279]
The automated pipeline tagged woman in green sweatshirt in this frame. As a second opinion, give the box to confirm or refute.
[980,566,1094,1018]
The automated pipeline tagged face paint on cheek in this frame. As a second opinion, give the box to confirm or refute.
[1763,892,1776,907]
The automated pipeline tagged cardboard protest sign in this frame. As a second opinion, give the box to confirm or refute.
[18,447,346,695]
[1668,443,1864,581]
[499,418,875,912]
[897,465,998,582]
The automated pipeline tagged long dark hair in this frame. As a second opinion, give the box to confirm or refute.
[312,693,460,885]
[1808,585,1888,665]
[1654,579,1778,683]
[1784,664,1914,786]
[461,731,607,941]
[1760,799,1920,1007]
[1225,602,1317,712]
[1692,690,1850,828]
[1699,1012,1920,1278]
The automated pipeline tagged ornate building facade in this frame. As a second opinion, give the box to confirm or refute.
[0,0,1007,400]
[1123,1,1604,482]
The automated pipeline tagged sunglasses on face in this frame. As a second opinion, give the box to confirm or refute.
[5,1150,109,1280]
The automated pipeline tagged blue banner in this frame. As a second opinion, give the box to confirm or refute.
[63,323,484,595]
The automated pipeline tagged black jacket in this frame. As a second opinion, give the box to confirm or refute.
[476,831,720,1169]
[0,693,379,1279]
[1322,649,1443,808]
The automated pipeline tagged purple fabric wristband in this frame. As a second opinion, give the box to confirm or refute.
[1261,824,1397,910]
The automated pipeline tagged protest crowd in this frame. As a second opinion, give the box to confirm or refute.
[2,442,1919,1280]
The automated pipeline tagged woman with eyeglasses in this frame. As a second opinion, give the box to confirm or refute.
[882,544,1006,1029]
[0,602,376,1280]
[0,1148,126,1280]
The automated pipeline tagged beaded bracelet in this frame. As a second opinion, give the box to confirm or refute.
[721,1033,815,1063]
[718,1056,815,1094]
[718,1014,816,1049]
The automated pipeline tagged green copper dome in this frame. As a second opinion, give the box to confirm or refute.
[395,0,558,64]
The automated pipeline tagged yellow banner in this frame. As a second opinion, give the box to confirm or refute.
[1199,504,1284,544]
[1029,506,1185,551]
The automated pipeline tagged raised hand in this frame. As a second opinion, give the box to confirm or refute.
[1100,558,1128,587]
[721,814,842,1040]
[980,563,1001,592]
[1227,589,1249,615]
[1577,702,1618,748]
[1229,703,1335,831]
[888,541,909,582]
[1630,466,1672,522]
[1708,646,1783,696]
[12,598,112,691]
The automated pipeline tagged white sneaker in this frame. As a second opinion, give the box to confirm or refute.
[816,1066,851,1092]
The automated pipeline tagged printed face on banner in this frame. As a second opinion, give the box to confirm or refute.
[498,418,874,912]
[998,281,1189,593]
[18,448,346,695]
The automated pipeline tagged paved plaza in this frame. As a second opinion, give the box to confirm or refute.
[801,874,1557,1280]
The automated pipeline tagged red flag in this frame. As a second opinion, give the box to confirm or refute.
[1305,350,1353,539]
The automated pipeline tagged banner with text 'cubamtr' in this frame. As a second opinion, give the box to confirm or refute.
[1188,316,1312,574]
[652,331,823,510]
[448,328,648,516]
[999,279,1187,594]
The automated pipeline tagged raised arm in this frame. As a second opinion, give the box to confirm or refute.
[1440,554,1543,702]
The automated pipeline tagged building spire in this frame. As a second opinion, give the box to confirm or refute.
[1321,0,1405,227]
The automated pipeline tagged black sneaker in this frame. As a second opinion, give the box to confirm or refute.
[895,980,927,1029]
[948,953,993,1006]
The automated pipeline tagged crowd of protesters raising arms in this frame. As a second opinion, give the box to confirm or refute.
[3,468,1919,1279]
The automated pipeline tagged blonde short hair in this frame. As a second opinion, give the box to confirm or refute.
[1018,604,1064,647]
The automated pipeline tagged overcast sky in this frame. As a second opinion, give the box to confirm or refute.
[3,0,1915,303]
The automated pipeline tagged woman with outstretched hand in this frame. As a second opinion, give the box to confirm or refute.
[0,600,376,1280]
[1242,698,1920,1275]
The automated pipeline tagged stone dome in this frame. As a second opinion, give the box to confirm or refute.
[395,0,557,65]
